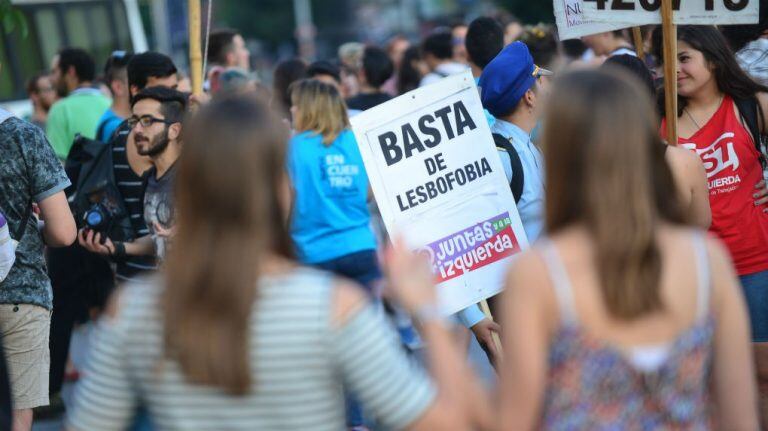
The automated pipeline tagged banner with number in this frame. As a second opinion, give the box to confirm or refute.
[554,0,635,40]
[582,0,760,25]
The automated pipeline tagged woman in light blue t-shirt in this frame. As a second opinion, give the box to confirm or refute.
[287,79,380,291]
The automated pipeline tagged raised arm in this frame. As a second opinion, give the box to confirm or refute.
[329,242,492,431]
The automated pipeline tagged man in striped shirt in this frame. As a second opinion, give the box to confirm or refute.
[79,87,186,266]
[107,52,178,281]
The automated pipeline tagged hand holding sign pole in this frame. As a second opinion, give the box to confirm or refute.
[479,299,503,361]
[632,27,645,60]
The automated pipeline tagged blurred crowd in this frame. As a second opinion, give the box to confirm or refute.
[0,5,767,431]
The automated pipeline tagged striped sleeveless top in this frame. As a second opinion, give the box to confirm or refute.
[67,267,435,430]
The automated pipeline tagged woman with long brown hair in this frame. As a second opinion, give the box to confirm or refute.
[499,69,757,429]
[65,95,491,431]
[654,25,768,424]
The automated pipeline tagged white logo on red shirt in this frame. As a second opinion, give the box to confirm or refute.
[682,132,739,179]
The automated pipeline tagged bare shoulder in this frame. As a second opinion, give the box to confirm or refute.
[506,249,548,288]
[503,244,562,333]
[329,278,369,327]
[504,247,555,308]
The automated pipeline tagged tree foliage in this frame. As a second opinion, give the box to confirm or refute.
[0,0,27,38]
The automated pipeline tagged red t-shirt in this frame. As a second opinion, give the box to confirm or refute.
[662,95,768,276]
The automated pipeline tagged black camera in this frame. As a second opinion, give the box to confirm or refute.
[82,187,124,244]
[84,202,116,240]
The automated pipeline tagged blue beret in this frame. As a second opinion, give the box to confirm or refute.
[479,42,540,118]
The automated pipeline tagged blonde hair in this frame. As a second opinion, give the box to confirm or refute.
[290,79,349,145]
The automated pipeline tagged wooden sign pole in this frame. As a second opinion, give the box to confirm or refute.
[188,0,203,96]
[661,0,678,144]
[632,27,645,60]
[479,299,503,361]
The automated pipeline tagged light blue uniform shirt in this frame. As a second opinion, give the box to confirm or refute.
[492,119,545,243]
[456,91,498,328]
[457,99,547,329]
[287,130,377,264]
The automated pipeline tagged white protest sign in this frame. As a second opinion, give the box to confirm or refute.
[351,71,529,315]
[554,0,635,40]
[582,0,759,25]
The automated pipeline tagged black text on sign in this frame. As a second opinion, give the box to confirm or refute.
[583,0,749,12]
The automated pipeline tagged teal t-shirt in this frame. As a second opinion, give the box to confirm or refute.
[287,129,377,264]
[46,88,111,159]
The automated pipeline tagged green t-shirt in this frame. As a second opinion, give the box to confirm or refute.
[45,88,111,159]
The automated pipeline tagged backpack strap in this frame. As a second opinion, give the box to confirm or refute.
[734,96,766,166]
[95,119,109,143]
[492,133,525,204]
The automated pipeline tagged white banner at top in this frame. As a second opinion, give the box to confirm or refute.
[554,0,635,40]
[581,0,760,25]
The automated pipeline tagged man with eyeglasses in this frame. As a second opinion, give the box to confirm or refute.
[79,86,187,262]
[105,52,179,282]
[25,73,58,130]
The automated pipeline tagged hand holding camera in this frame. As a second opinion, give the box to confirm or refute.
[77,228,116,256]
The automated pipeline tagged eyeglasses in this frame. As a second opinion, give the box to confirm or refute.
[532,65,554,80]
[127,115,174,129]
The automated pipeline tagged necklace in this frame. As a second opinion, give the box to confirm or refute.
[684,95,724,132]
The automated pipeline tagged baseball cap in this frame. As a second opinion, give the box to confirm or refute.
[479,41,552,118]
